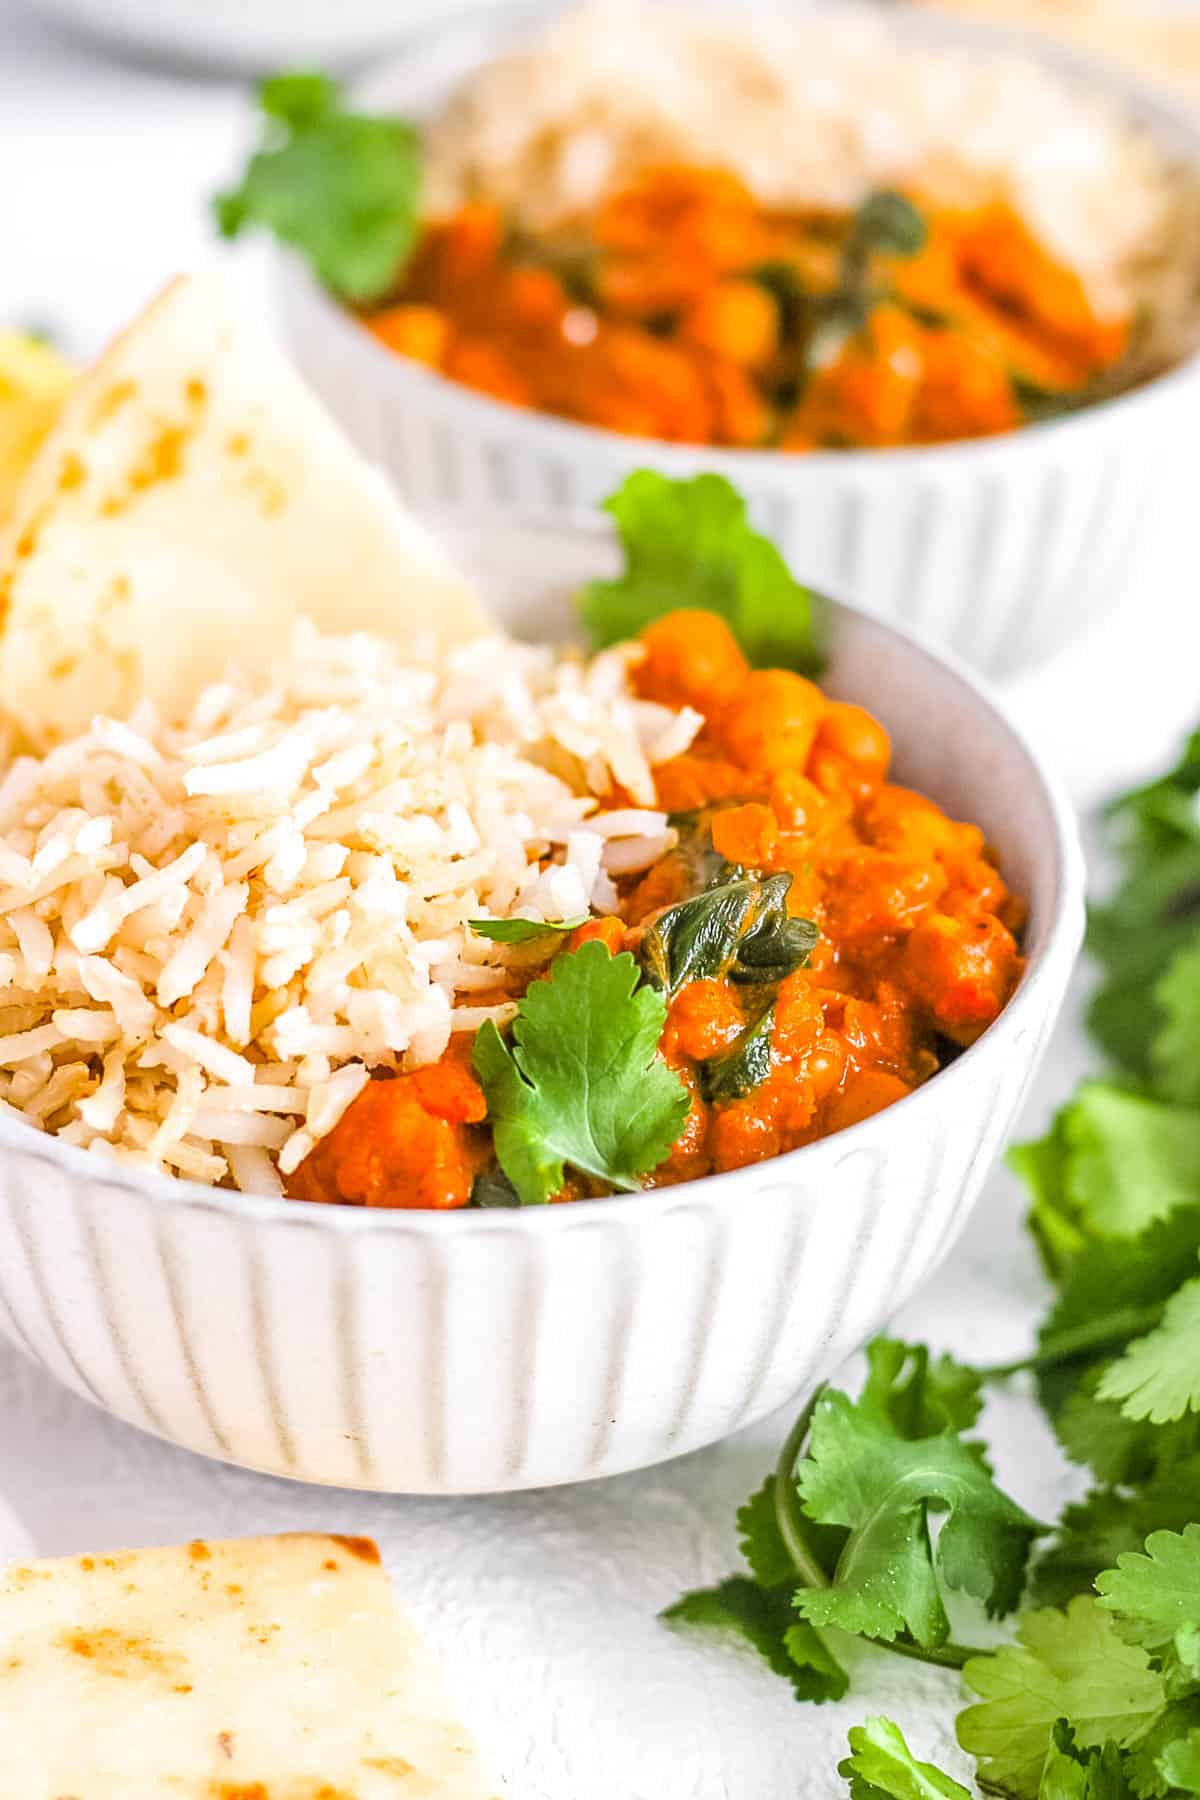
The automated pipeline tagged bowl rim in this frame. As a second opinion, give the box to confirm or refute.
[0,541,1086,1234]
[271,0,1200,477]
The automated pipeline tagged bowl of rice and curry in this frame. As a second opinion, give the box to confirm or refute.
[0,277,1081,1492]
[243,0,1200,678]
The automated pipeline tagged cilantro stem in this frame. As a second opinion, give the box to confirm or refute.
[771,1388,990,1673]
[977,1301,1168,1379]
[773,1390,830,1590]
[874,1636,983,1671]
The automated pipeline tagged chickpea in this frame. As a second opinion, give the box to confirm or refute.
[368,305,451,369]
[711,802,778,869]
[812,702,891,786]
[636,609,749,711]
[679,280,779,369]
[719,669,826,774]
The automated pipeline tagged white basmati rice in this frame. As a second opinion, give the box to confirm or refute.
[0,621,697,1192]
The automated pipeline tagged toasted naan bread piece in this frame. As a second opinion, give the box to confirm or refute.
[0,332,73,527]
[0,1532,500,1798]
[0,274,484,746]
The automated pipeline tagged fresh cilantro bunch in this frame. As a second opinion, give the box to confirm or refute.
[579,471,829,674]
[1000,730,1200,1574]
[665,1338,1200,1800]
[665,1338,1044,1700]
[958,1526,1200,1799]
[215,71,421,304]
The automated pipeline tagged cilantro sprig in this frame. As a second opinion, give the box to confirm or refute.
[468,915,586,945]
[840,1717,972,1800]
[580,471,829,674]
[664,1337,1038,1694]
[472,940,689,1205]
[215,71,421,304]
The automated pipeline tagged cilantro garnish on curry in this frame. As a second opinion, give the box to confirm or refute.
[287,474,1024,1210]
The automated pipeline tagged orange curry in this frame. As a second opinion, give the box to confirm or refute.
[289,610,1025,1210]
[365,165,1129,450]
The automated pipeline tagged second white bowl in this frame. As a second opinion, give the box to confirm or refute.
[273,0,1200,680]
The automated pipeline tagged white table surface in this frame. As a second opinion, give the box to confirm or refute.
[1,8,1198,1795]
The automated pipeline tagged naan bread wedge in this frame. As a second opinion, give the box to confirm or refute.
[0,274,485,746]
[0,331,73,526]
[0,1532,501,1799]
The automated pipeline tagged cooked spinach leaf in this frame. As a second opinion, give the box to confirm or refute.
[666,811,738,893]
[639,871,817,999]
[470,1167,522,1208]
[702,1003,776,1103]
[850,190,928,262]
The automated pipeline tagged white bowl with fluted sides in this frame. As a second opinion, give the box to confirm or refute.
[273,0,1200,681]
[20,0,469,73]
[0,518,1083,1493]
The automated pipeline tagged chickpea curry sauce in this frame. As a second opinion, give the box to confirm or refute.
[289,611,1025,1209]
[363,167,1130,451]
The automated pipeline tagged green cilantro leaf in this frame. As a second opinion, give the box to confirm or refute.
[1125,1702,1200,1798]
[1031,1469,1200,1609]
[1097,1527,1200,1654]
[1159,1732,1200,1793]
[1051,1375,1200,1491]
[1098,1278,1200,1424]
[736,1470,850,1590]
[1039,1722,1135,1800]
[838,1717,971,1800]
[468,915,587,944]
[1152,944,1200,1108]
[580,471,829,673]
[957,1599,1166,1799]
[1009,1088,1200,1278]
[663,1577,848,1703]
[472,941,688,1204]
[1107,730,1200,855]
[794,1390,1044,1647]
[859,1338,984,1441]
[1034,1209,1200,1448]
[1010,1118,1081,1281]
[735,1476,796,1587]
[1062,1092,1200,1240]
[215,69,421,304]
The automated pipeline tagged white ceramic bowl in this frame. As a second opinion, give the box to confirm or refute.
[0,518,1084,1493]
[22,0,473,72]
[274,0,1200,681]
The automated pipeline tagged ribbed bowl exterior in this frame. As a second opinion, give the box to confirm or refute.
[272,0,1200,680]
[21,0,452,71]
[0,1037,1049,1494]
[0,560,1084,1493]
[276,260,1199,681]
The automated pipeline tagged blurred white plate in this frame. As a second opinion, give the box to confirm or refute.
[19,0,480,73]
